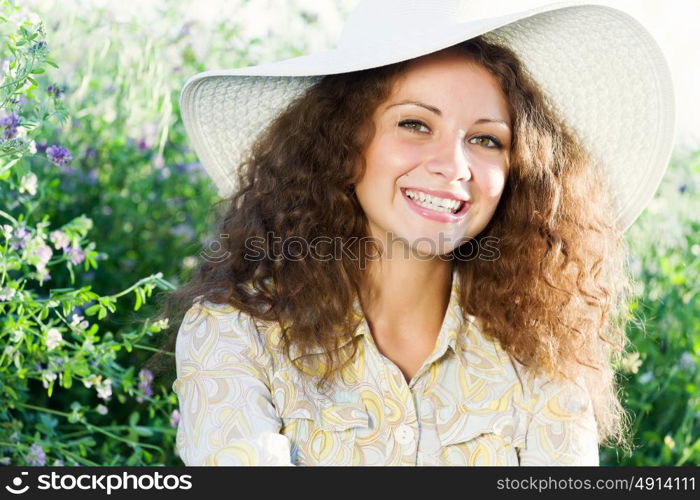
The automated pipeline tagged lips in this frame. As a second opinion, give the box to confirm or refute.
[400,187,471,222]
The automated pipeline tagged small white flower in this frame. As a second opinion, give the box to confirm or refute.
[153,318,169,330]
[41,371,57,389]
[620,351,642,374]
[14,125,28,139]
[96,404,108,415]
[638,371,655,384]
[1,224,13,240]
[45,328,63,350]
[97,379,112,401]
[50,230,70,250]
[27,139,37,155]
[19,172,38,196]
[70,314,84,327]
[0,287,16,302]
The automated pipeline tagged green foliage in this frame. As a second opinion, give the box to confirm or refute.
[0,0,327,466]
[0,0,178,465]
[599,150,700,466]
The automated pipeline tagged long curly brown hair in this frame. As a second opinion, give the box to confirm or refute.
[153,36,634,450]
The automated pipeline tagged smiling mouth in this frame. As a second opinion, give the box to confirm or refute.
[401,188,466,214]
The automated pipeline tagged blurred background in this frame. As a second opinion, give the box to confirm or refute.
[0,0,697,466]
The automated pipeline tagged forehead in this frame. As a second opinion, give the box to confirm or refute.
[385,48,510,119]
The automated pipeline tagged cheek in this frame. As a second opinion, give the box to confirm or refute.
[476,163,508,199]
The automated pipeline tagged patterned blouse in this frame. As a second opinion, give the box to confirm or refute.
[172,271,599,466]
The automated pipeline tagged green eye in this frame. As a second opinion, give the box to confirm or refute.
[398,119,430,133]
[469,135,503,149]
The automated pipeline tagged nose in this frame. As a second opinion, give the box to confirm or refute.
[423,133,472,182]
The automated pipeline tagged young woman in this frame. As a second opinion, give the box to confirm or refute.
[161,1,675,465]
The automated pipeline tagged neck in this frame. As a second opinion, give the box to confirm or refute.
[359,236,454,337]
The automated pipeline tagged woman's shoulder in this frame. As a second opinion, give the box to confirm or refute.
[177,295,276,362]
[507,355,593,416]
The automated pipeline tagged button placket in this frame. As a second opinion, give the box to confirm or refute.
[395,424,415,445]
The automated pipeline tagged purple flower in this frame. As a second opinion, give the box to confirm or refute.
[46,84,63,99]
[84,148,97,161]
[136,369,154,402]
[137,138,149,151]
[170,409,180,428]
[36,143,48,154]
[46,144,73,166]
[26,443,46,466]
[10,226,30,251]
[64,246,85,265]
[0,113,20,140]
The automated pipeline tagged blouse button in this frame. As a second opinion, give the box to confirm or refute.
[395,424,415,445]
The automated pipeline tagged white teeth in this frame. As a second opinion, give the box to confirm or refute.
[404,189,463,214]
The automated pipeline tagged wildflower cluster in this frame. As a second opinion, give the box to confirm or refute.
[0,2,178,466]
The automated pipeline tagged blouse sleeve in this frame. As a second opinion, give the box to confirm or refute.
[518,374,600,466]
[172,300,294,466]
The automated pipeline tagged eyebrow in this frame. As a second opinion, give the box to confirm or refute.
[385,100,511,130]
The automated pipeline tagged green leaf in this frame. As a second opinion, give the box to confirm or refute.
[62,366,72,389]
[126,450,142,466]
[134,427,154,438]
[129,412,140,426]
[85,304,100,316]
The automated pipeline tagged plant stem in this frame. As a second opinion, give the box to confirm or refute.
[14,401,165,452]
[134,343,174,356]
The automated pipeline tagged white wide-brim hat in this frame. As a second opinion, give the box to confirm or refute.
[180,0,675,232]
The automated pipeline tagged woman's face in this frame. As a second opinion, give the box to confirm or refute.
[355,48,512,257]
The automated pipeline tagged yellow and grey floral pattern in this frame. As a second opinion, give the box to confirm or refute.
[172,271,599,466]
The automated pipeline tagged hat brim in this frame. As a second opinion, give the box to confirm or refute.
[180,1,675,232]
